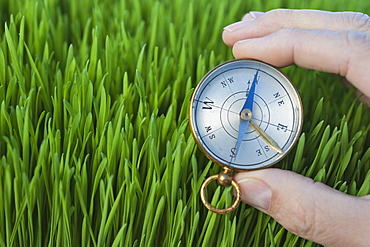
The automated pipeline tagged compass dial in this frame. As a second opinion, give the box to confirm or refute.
[190,59,303,170]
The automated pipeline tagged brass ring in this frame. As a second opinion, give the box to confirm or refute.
[200,175,241,214]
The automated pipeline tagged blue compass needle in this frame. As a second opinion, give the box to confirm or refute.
[234,70,259,157]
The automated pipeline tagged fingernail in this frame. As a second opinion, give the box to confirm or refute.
[237,178,271,211]
[249,11,264,18]
[223,19,251,32]
[242,11,264,21]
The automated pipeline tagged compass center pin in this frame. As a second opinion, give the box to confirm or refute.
[240,109,252,121]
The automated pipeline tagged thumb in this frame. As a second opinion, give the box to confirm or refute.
[234,168,370,247]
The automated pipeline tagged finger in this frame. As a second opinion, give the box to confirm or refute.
[232,28,370,98]
[234,168,370,247]
[223,9,370,46]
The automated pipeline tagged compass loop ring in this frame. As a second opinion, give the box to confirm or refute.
[200,174,241,214]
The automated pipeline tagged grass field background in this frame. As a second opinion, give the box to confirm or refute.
[0,0,370,246]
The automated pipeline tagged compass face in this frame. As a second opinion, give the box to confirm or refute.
[190,59,303,170]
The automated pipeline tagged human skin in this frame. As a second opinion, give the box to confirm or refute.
[222,9,370,247]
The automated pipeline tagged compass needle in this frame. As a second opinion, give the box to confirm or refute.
[250,120,283,154]
[190,59,303,213]
[235,70,259,156]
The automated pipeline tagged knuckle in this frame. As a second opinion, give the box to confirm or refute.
[342,12,370,33]
[270,181,331,240]
[341,30,370,53]
[280,193,320,238]
[339,30,370,76]
[289,202,318,237]
[348,30,370,43]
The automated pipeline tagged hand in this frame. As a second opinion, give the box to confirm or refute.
[235,71,258,156]
[223,9,370,246]
[222,9,370,101]
[234,169,370,247]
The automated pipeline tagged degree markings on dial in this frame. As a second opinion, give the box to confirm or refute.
[197,99,295,139]
[218,104,293,134]
[256,137,268,159]
[196,97,295,134]
[191,61,303,171]
[197,69,296,154]
[256,118,294,133]
[195,98,219,110]
[195,98,238,114]
[266,93,287,107]
[233,122,282,158]
[221,73,235,95]
[231,133,275,165]
[200,126,223,139]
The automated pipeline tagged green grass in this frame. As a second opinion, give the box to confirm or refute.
[0,0,370,246]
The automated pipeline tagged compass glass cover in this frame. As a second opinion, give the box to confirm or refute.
[190,59,303,170]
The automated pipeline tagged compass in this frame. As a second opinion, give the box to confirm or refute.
[189,59,303,214]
